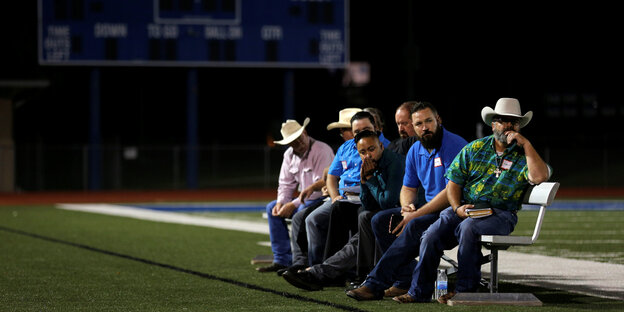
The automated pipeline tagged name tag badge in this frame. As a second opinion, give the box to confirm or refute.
[342,160,348,170]
[434,157,442,168]
[501,159,513,170]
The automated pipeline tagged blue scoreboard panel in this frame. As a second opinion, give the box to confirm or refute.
[38,0,348,68]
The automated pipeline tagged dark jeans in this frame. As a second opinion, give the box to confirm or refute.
[364,212,440,290]
[408,207,517,299]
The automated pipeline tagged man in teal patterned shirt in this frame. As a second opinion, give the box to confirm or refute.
[392,98,551,304]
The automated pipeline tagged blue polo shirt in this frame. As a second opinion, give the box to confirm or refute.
[379,132,391,148]
[403,127,468,202]
[328,139,362,195]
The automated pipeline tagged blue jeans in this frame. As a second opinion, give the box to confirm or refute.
[371,208,402,253]
[364,211,440,291]
[266,198,324,266]
[290,200,325,267]
[408,207,517,300]
[305,200,334,266]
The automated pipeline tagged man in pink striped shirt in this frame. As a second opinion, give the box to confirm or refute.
[257,117,335,273]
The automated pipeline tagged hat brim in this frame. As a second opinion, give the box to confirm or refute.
[327,121,351,131]
[481,107,533,128]
[274,117,310,145]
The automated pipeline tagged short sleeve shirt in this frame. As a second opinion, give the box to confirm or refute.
[328,139,362,195]
[445,135,530,211]
[403,127,468,202]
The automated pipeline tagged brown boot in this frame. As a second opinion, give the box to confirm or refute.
[392,293,417,303]
[437,291,457,304]
[345,286,383,301]
[384,286,408,297]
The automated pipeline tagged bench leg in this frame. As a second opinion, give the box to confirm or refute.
[490,248,498,293]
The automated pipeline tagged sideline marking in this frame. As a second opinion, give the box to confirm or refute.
[57,203,269,234]
[0,225,368,312]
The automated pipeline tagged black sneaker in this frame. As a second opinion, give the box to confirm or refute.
[282,270,323,291]
[256,263,287,273]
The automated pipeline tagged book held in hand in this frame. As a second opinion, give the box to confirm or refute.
[465,207,493,218]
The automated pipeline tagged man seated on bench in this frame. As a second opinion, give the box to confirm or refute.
[257,117,334,273]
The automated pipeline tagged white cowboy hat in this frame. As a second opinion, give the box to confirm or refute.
[273,117,310,145]
[481,98,533,128]
[327,108,362,130]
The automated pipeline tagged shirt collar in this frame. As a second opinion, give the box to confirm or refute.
[417,126,447,156]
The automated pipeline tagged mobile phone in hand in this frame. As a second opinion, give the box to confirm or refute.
[389,214,404,233]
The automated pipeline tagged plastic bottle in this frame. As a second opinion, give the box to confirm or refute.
[435,269,448,299]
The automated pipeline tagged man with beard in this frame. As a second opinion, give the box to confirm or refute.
[390,98,550,304]
[346,101,468,300]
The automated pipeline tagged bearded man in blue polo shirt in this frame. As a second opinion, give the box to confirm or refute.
[346,101,468,299]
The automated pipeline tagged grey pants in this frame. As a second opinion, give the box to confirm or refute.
[309,209,380,280]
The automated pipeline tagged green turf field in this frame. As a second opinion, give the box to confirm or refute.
[1,205,622,311]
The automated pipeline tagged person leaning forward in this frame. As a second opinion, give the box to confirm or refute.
[256,117,334,273]
[382,97,550,304]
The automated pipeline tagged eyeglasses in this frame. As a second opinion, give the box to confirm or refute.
[492,116,520,125]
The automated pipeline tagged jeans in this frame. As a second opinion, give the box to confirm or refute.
[364,211,440,291]
[305,200,334,266]
[290,200,325,267]
[408,207,517,299]
[371,208,402,253]
[265,197,324,266]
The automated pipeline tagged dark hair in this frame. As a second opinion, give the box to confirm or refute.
[350,111,376,127]
[354,129,380,144]
[410,101,438,116]
[363,107,385,129]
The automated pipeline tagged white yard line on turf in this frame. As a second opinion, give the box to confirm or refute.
[56,203,624,301]
[56,203,269,235]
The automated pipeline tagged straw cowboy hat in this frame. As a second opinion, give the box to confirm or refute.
[327,108,362,130]
[481,98,533,128]
[273,117,310,145]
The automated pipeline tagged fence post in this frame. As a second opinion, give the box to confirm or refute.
[186,69,198,189]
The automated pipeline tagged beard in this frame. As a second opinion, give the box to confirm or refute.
[493,127,517,146]
[418,125,443,150]
[399,130,409,139]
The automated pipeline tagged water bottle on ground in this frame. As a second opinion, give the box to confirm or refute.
[435,269,448,300]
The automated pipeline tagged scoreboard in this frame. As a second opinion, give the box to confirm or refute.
[38,0,349,68]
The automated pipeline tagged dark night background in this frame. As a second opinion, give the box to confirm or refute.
[1,1,623,190]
